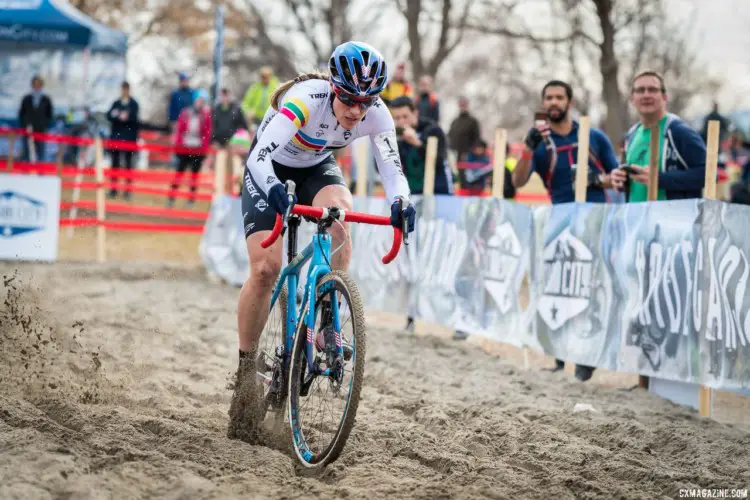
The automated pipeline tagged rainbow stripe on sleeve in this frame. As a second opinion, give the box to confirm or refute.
[279,98,309,128]
[292,129,326,151]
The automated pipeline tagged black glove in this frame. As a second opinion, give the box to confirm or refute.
[267,182,297,216]
[390,197,416,233]
[524,127,544,151]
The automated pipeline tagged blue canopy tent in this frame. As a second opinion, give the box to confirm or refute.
[0,0,128,157]
[0,0,127,54]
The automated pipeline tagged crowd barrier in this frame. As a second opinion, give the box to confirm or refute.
[200,193,750,392]
[4,119,743,416]
[202,121,747,418]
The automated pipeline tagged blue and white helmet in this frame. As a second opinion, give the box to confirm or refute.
[328,41,388,97]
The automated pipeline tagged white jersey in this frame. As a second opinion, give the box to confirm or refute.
[245,78,410,203]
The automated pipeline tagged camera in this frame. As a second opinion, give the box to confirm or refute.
[395,126,404,137]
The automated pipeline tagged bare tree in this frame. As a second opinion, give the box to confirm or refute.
[457,0,716,141]
[393,0,476,79]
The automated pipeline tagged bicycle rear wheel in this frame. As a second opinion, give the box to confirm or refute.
[287,270,366,468]
[257,284,288,426]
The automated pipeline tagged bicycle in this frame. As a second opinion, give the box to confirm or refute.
[254,180,407,469]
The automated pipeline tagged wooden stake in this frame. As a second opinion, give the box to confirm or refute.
[491,128,507,199]
[56,145,64,177]
[698,120,720,418]
[637,122,663,390]
[704,121,719,200]
[232,153,243,196]
[647,123,661,201]
[355,140,368,197]
[574,116,591,202]
[423,136,438,196]
[67,145,87,239]
[95,137,106,263]
[214,148,227,196]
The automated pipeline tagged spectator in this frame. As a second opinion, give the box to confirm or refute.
[212,88,247,146]
[168,72,194,133]
[448,96,481,161]
[169,89,212,208]
[380,62,413,107]
[390,96,453,196]
[211,88,247,194]
[106,81,140,200]
[18,75,53,162]
[615,70,706,203]
[64,107,103,165]
[701,101,731,146]
[416,75,440,123]
[512,79,624,382]
[241,66,279,128]
[390,95,453,334]
[458,140,516,199]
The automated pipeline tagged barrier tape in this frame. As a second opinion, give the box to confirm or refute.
[4,160,217,183]
[59,181,213,201]
[0,126,216,155]
[5,162,218,190]
[59,218,204,233]
[60,201,209,220]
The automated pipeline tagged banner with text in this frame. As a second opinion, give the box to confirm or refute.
[199,195,750,390]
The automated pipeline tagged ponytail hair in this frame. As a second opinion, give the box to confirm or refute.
[271,72,330,110]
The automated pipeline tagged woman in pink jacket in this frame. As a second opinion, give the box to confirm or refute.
[169,89,212,207]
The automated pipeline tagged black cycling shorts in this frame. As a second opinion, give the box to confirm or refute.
[241,150,347,238]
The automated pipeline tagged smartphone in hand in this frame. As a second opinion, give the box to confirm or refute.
[534,111,548,126]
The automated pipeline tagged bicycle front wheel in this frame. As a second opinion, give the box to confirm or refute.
[287,270,366,468]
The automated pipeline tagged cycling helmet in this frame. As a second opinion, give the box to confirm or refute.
[328,41,388,97]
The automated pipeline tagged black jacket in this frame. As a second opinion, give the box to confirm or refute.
[18,93,53,132]
[212,102,247,145]
[107,97,140,142]
[397,118,454,195]
[448,111,481,158]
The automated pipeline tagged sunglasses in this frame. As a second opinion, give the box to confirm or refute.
[334,87,377,109]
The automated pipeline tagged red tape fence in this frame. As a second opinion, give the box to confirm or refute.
[1,126,215,156]
[2,127,552,244]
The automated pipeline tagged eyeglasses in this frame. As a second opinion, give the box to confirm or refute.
[333,87,377,109]
[632,86,664,95]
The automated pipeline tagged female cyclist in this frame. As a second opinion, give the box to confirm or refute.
[228,41,417,443]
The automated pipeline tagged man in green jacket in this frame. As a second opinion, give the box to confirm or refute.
[241,66,279,127]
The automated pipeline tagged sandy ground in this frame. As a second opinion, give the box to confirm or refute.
[1,260,748,500]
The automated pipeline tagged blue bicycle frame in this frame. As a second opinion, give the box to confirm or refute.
[268,216,344,377]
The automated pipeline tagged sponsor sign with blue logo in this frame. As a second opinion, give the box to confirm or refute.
[0,174,60,261]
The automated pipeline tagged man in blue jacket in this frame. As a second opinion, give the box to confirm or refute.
[618,70,706,201]
[168,73,194,132]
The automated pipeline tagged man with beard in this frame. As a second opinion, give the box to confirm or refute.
[512,80,625,381]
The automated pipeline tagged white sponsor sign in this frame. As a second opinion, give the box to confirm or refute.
[0,173,60,262]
